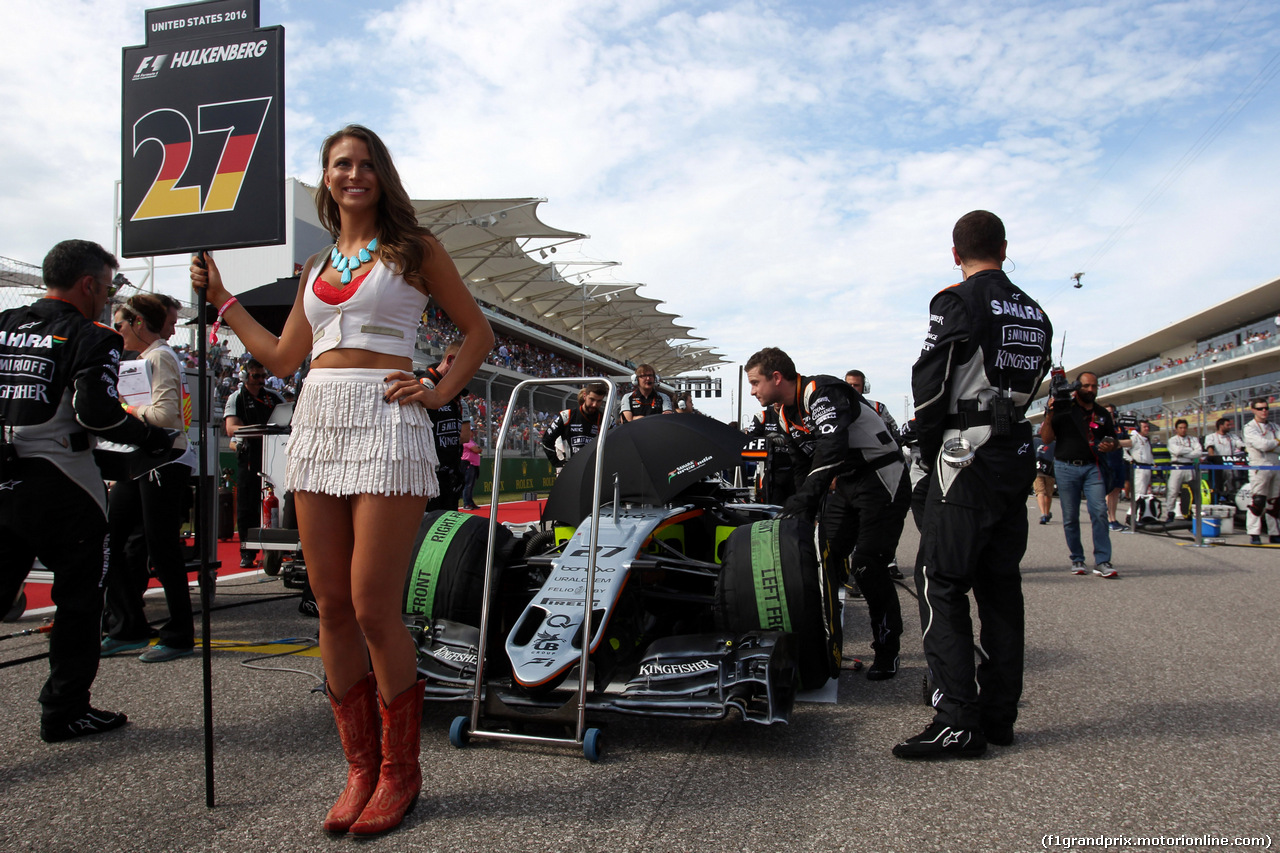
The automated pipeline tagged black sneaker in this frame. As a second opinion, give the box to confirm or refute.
[239,551,258,568]
[1250,535,1262,545]
[892,722,986,759]
[298,598,319,618]
[867,653,899,681]
[888,560,903,580]
[40,707,129,743]
[1271,536,1280,545]
[842,582,863,600]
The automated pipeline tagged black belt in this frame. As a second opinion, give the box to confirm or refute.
[1058,458,1093,467]
[835,453,902,481]
[945,411,994,429]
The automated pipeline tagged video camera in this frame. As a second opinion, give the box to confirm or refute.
[1114,410,1140,431]
[1049,365,1080,404]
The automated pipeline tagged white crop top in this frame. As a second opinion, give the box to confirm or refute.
[303,258,428,359]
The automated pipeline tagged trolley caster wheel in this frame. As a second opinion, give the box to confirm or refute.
[263,551,282,577]
[449,716,471,749]
[583,727,603,763]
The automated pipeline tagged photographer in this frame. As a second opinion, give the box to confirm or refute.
[1040,371,1118,578]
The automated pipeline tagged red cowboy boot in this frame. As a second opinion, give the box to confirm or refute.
[323,673,380,834]
[349,680,424,836]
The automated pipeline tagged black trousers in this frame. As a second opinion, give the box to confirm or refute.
[102,462,194,649]
[819,467,911,657]
[426,463,462,514]
[0,458,109,723]
[915,445,1031,732]
[236,462,260,554]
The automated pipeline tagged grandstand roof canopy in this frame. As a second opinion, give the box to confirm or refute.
[411,198,725,377]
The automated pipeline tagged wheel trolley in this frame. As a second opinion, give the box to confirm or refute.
[449,376,617,762]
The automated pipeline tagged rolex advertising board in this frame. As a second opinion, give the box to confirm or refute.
[121,0,284,258]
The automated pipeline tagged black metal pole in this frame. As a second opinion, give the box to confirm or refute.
[194,254,216,807]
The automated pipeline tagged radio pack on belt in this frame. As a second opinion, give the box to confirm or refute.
[0,416,17,478]
[991,395,1015,437]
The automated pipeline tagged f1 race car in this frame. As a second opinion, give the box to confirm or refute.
[399,395,837,744]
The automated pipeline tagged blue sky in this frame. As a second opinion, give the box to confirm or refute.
[4,0,1280,423]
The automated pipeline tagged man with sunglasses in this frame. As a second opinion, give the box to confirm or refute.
[225,358,285,567]
[620,364,672,422]
[0,239,173,743]
[1242,398,1280,544]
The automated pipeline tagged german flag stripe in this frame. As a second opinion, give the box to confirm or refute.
[134,180,202,218]
[204,172,245,212]
[216,134,257,174]
[157,142,191,181]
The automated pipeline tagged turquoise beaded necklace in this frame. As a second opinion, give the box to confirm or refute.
[330,237,378,284]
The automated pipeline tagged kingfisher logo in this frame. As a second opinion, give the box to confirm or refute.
[431,647,477,667]
[132,55,168,80]
[639,659,716,677]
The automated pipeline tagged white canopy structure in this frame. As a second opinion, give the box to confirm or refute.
[412,198,725,376]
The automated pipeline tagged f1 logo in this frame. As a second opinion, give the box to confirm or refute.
[134,55,168,75]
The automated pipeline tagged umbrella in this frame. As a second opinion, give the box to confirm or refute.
[542,413,747,523]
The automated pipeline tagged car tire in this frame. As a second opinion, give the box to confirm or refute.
[402,510,514,627]
[714,516,829,690]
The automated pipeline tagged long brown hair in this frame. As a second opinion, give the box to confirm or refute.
[315,125,433,291]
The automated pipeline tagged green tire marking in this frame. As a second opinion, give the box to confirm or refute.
[405,512,468,618]
[750,520,791,632]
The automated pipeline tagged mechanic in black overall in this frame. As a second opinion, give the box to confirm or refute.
[0,239,173,743]
[745,348,911,682]
[541,382,607,471]
[894,210,1052,759]
[619,364,673,422]
[744,403,797,505]
[420,340,472,512]
[224,358,285,567]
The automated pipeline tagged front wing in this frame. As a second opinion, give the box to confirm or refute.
[413,619,798,725]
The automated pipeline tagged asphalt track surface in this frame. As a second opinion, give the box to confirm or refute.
[1,500,1276,853]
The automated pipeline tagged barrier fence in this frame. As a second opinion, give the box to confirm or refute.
[1127,460,1280,547]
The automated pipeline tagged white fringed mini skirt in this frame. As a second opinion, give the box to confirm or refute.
[286,368,440,497]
